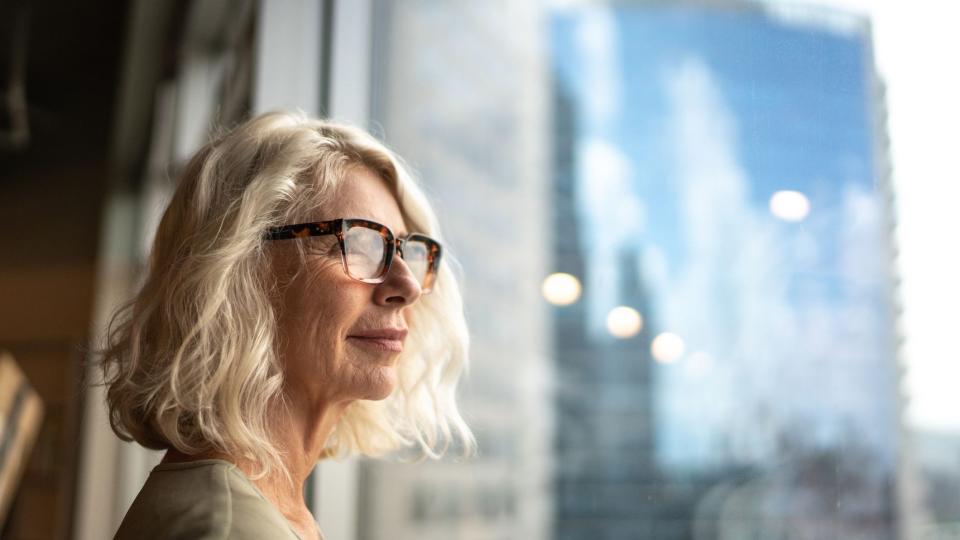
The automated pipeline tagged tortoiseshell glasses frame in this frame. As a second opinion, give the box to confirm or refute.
[264,218,442,293]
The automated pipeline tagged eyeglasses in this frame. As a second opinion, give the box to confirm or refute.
[264,218,442,293]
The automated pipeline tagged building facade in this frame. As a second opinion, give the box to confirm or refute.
[549,2,902,538]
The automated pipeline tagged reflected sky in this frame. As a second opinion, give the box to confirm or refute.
[551,5,896,473]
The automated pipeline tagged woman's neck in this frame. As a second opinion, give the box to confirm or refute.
[246,398,347,540]
[161,397,348,540]
[250,399,346,508]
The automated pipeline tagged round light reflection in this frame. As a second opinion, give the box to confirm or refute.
[542,272,582,306]
[769,190,811,222]
[606,306,643,338]
[652,332,685,363]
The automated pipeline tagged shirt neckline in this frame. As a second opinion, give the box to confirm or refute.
[153,457,238,471]
[152,457,324,540]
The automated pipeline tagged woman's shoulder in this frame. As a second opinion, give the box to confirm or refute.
[114,459,299,540]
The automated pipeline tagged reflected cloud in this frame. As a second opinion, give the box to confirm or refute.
[651,54,896,472]
[573,8,621,125]
[577,138,646,340]
[656,55,770,467]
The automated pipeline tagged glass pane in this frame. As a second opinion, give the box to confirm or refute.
[358,2,953,540]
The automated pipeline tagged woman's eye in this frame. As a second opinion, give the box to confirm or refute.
[306,239,339,256]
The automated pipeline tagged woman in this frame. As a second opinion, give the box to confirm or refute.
[102,111,475,539]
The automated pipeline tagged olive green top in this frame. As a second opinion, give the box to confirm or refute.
[114,459,320,540]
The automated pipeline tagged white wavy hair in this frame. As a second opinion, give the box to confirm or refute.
[101,111,475,479]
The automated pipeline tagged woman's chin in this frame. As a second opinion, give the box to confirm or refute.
[358,365,398,401]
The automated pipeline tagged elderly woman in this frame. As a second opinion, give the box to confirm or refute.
[102,111,474,540]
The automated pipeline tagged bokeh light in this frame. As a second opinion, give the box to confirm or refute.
[606,306,643,338]
[769,190,811,222]
[542,272,582,306]
[651,332,685,363]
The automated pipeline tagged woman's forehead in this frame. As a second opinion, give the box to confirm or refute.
[319,167,409,234]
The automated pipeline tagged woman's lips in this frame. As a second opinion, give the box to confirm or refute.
[347,336,403,353]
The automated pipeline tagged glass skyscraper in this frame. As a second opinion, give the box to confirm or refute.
[550,2,899,538]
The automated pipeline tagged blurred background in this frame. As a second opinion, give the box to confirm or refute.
[1,0,958,539]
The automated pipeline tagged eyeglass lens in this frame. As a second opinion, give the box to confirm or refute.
[342,225,432,286]
[343,226,387,279]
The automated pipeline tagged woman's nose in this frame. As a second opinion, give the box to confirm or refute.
[374,256,422,306]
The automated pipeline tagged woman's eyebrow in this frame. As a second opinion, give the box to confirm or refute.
[389,223,410,237]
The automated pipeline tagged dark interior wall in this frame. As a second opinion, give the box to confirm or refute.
[0,1,129,538]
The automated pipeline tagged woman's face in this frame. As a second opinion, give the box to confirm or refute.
[272,166,423,407]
